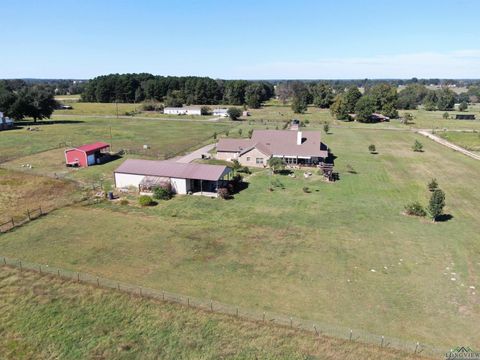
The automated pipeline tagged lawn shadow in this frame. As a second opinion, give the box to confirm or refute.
[435,214,454,222]
[17,120,85,127]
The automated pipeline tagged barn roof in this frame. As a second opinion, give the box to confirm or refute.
[115,159,230,181]
[72,142,110,153]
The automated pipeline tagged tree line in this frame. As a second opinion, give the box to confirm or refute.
[80,73,275,108]
[277,80,472,122]
[0,81,57,121]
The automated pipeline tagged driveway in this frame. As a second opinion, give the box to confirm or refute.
[417,130,480,161]
[176,143,216,163]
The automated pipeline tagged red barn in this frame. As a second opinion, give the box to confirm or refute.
[64,142,110,168]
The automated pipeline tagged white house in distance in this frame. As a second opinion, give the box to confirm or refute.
[216,129,329,167]
[114,159,232,196]
[163,106,202,116]
[0,111,14,131]
[213,108,228,117]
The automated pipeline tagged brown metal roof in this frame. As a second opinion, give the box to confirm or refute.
[115,159,230,181]
[216,138,254,152]
[220,130,328,158]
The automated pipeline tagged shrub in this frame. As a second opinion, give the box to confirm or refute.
[368,144,376,153]
[217,187,230,199]
[142,101,163,112]
[303,186,311,193]
[201,106,211,115]
[119,199,129,206]
[412,140,424,152]
[458,101,468,112]
[323,124,330,134]
[139,195,154,206]
[428,178,438,192]
[153,186,172,200]
[227,107,242,120]
[237,166,251,174]
[404,202,426,217]
[442,112,449,119]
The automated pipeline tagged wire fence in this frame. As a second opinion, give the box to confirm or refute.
[0,207,44,233]
[0,255,445,358]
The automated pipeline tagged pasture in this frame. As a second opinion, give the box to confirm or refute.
[0,117,233,162]
[0,266,428,360]
[1,127,479,350]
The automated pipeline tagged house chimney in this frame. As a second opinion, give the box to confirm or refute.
[297,131,302,145]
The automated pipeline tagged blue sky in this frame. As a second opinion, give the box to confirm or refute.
[2,0,480,79]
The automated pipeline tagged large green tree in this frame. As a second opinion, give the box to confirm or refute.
[354,96,376,123]
[311,83,334,108]
[344,86,362,113]
[366,83,398,118]
[330,94,349,120]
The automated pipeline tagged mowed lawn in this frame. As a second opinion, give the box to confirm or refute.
[0,117,233,162]
[0,267,429,360]
[438,131,480,152]
[1,128,479,349]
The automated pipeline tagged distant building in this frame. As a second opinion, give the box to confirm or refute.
[164,106,202,116]
[0,112,14,131]
[213,108,228,117]
[455,114,476,120]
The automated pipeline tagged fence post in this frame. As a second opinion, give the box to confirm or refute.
[414,342,419,354]
[57,269,60,277]
[11,218,14,227]
[349,329,353,341]
[290,317,293,328]
[263,312,265,323]
[236,308,238,317]
[77,272,80,282]
[39,206,43,215]
[3,257,6,265]
[117,283,120,291]
[162,291,165,301]
[139,288,142,297]
[19,261,22,271]
[96,277,100,286]
[381,336,384,347]
[187,297,190,307]
[313,325,319,336]
[39,265,42,274]
[210,300,213,311]
[27,209,31,220]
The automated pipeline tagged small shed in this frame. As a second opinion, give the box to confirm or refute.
[65,142,110,168]
[455,114,476,120]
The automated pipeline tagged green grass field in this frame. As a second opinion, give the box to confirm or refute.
[0,117,233,162]
[0,266,429,360]
[1,127,479,350]
[438,131,480,152]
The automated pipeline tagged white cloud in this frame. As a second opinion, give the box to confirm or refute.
[234,50,480,79]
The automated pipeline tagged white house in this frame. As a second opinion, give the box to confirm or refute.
[213,108,229,117]
[163,106,202,116]
[114,159,232,196]
[0,112,14,131]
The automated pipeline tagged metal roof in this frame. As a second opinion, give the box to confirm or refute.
[115,159,230,181]
[72,142,110,153]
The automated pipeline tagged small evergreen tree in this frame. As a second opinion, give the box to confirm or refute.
[267,157,285,173]
[323,123,330,134]
[428,178,438,192]
[458,101,468,111]
[227,107,242,120]
[428,189,446,221]
[412,140,424,152]
[213,132,217,140]
[368,144,376,153]
[442,112,449,119]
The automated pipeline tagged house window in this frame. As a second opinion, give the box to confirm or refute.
[246,157,251,161]
[256,158,263,164]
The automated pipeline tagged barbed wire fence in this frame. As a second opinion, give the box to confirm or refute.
[0,255,445,358]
